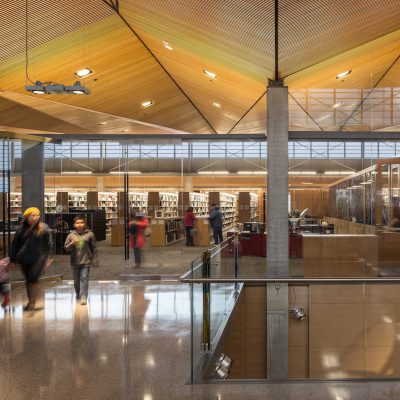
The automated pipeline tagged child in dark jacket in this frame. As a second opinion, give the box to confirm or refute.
[0,257,10,309]
[64,216,97,305]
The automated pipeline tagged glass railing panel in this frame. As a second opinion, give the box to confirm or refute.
[184,277,400,382]
[189,276,206,382]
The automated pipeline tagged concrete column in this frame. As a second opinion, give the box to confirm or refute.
[97,176,104,191]
[266,80,289,379]
[267,80,289,275]
[21,141,44,215]
[183,176,193,192]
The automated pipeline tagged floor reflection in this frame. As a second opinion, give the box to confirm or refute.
[2,281,399,399]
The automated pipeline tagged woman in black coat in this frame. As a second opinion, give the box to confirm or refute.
[10,207,53,311]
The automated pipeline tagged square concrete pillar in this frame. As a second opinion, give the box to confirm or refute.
[266,80,289,379]
[21,141,44,216]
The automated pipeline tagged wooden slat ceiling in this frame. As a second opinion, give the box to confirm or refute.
[0,91,187,135]
[0,0,400,136]
[0,0,113,62]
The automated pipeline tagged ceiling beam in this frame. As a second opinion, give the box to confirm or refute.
[30,131,400,142]
[0,131,57,143]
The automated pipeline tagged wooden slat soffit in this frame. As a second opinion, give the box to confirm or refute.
[0,0,400,136]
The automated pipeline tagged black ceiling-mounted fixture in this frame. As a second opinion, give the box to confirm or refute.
[23,0,91,95]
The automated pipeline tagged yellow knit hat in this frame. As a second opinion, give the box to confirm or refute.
[23,207,40,218]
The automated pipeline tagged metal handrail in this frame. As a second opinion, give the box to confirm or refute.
[181,235,236,280]
[180,277,400,284]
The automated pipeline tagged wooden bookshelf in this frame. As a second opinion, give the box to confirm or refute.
[150,217,184,246]
[56,192,69,212]
[148,192,179,218]
[68,192,87,210]
[117,191,148,218]
[209,192,238,231]
[238,192,259,223]
[179,192,208,216]
[87,191,117,232]
[44,192,57,213]
[9,192,22,220]
[193,217,212,246]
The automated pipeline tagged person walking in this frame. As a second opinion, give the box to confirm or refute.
[129,211,149,268]
[184,207,196,246]
[10,207,53,311]
[209,203,223,244]
[64,216,97,305]
[0,257,11,309]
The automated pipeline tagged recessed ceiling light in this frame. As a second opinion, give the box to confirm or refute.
[75,68,93,78]
[332,102,342,109]
[210,100,222,108]
[324,171,352,175]
[32,90,46,94]
[336,70,352,80]
[162,41,173,51]
[203,69,217,79]
[99,122,107,125]
[141,100,154,108]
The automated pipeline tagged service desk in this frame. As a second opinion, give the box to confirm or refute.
[238,232,303,258]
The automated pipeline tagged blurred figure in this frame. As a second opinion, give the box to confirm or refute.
[130,286,150,330]
[10,207,53,311]
[209,203,223,245]
[64,216,97,305]
[52,216,69,229]
[12,308,53,399]
[129,211,149,268]
[0,256,10,309]
[184,206,196,246]
[71,305,97,388]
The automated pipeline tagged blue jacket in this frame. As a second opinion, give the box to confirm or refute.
[209,207,223,228]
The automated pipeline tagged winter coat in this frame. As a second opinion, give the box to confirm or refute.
[209,207,223,228]
[129,218,149,249]
[184,211,196,227]
[64,229,97,266]
[10,223,53,266]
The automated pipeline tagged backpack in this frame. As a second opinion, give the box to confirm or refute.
[129,223,138,235]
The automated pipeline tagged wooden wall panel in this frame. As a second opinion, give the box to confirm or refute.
[221,291,246,379]
[309,284,400,378]
[289,285,309,379]
[309,285,365,379]
[290,189,323,217]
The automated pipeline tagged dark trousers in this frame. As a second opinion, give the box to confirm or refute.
[185,227,194,246]
[133,247,142,266]
[22,257,46,283]
[213,228,223,245]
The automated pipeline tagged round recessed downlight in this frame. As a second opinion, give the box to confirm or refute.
[141,100,154,108]
[210,100,222,108]
[203,69,217,79]
[336,70,352,80]
[75,68,93,78]
[162,41,173,51]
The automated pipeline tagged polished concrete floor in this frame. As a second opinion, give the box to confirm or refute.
[1,281,400,400]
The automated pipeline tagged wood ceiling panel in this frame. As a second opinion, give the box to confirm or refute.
[120,0,400,78]
[1,91,188,135]
[120,0,275,82]
[132,27,267,134]
[0,0,113,62]
[286,30,400,89]
[0,16,213,134]
[279,0,400,77]
[0,95,95,134]
[1,1,400,136]
[230,96,267,134]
